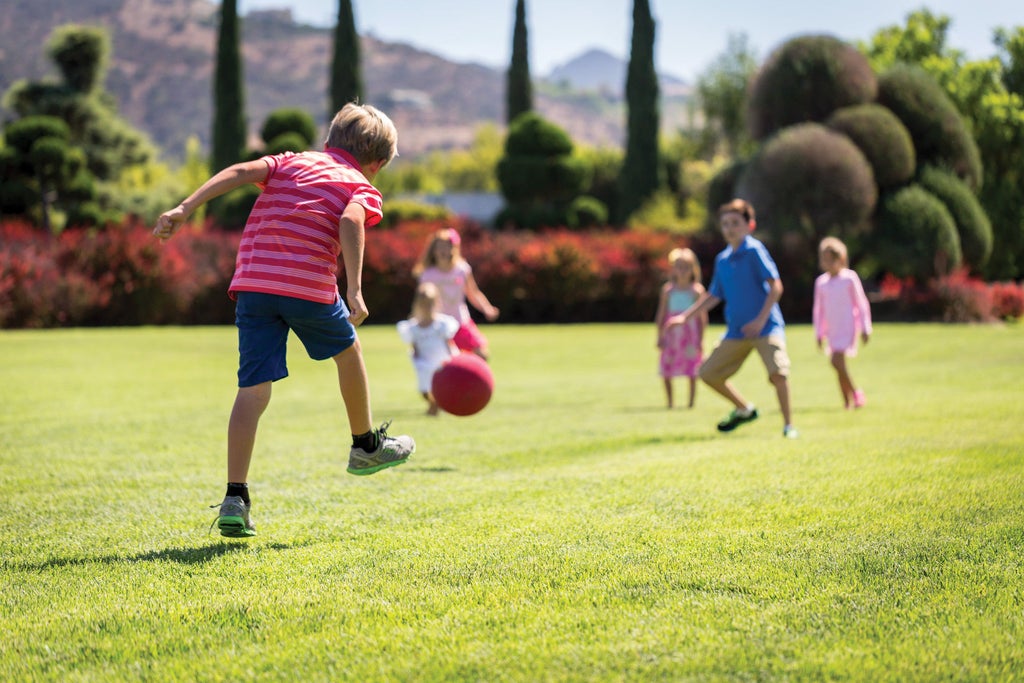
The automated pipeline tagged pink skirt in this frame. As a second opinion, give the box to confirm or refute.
[659,320,703,378]
[453,318,487,352]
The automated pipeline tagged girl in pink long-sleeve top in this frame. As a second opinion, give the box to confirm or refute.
[813,237,872,409]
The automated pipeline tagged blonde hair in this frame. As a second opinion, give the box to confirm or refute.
[413,228,463,276]
[411,281,440,314]
[668,247,702,284]
[325,102,398,166]
[818,236,849,267]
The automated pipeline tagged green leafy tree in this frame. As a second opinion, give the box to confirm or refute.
[330,0,363,115]
[212,0,246,173]
[618,0,661,223]
[696,33,758,157]
[2,25,154,228]
[506,0,533,123]
[863,10,1024,278]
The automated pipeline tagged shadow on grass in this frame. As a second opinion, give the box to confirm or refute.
[12,540,302,572]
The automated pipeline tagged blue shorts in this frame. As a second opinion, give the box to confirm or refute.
[235,292,357,387]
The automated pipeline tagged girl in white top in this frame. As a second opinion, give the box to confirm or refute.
[397,282,460,415]
[414,228,499,360]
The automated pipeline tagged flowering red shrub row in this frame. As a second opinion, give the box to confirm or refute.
[1,218,1020,328]
[876,270,1024,322]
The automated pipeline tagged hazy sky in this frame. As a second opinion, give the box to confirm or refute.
[238,1,1023,81]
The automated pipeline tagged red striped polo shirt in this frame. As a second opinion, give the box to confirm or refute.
[228,148,383,304]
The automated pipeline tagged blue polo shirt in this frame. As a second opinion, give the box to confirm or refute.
[708,235,786,340]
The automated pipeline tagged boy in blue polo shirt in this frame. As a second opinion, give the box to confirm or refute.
[667,199,797,438]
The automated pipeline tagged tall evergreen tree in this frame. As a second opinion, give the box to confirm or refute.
[506,0,533,123]
[330,0,363,115]
[212,0,246,173]
[618,0,661,222]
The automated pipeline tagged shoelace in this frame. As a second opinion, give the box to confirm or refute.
[376,419,393,444]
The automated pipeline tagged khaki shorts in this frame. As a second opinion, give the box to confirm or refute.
[699,335,790,384]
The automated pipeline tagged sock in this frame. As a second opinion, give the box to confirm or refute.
[226,482,250,506]
[352,429,380,452]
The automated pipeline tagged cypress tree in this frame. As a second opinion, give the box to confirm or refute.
[618,0,661,222]
[330,0,363,115]
[212,0,246,172]
[506,0,533,123]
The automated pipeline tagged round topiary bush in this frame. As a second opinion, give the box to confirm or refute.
[704,158,747,231]
[876,64,983,190]
[747,35,877,141]
[917,165,993,271]
[264,131,310,155]
[872,185,962,278]
[826,104,916,189]
[261,108,318,148]
[735,123,877,241]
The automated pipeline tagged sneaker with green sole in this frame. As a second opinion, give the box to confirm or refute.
[347,420,415,475]
[717,407,759,432]
[210,495,256,537]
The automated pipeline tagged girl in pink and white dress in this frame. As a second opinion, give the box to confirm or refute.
[813,237,873,409]
[654,248,707,408]
[414,228,499,360]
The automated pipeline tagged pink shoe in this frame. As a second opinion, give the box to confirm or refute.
[853,390,866,408]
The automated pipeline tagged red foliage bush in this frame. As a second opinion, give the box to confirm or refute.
[3,218,1019,328]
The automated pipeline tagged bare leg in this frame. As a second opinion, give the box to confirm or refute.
[830,352,855,406]
[227,382,272,482]
[770,373,793,427]
[663,378,674,408]
[688,377,697,408]
[423,391,439,416]
[333,342,372,435]
[701,376,750,411]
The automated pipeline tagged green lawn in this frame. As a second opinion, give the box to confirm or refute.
[1,323,1022,681]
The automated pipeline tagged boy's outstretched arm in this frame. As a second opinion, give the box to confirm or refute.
[153,159,269,239]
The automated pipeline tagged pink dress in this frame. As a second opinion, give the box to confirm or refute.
[659,287,704,378]
[418,261,487,352]
[813,268,872,354]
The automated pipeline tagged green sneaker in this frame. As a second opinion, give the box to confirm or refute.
[210,496,256,538]
[717,407,758,432]
[347,421,415,476]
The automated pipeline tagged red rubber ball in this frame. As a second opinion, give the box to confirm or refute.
[431,353,494,416]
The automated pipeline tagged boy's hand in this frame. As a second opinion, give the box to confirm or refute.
[666,313,687,328]
[153,205,188,239]
[740,319,763,338]
[347,289,369,326]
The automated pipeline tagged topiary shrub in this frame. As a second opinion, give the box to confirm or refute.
[260,108,318,149]
[735,123,877,242]
[704,158,746,231]
[872,185,962,278]
[917,165,993,272]
[567,195,608,229]
[876,64,983,190]
[497,113,590,227]
[263,131,309,155]
[747,34,877,141]
[826,104,916,189]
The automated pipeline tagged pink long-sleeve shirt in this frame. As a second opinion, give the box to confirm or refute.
[813,268,872,354]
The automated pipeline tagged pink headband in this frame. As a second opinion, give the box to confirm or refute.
[442,229,461,245]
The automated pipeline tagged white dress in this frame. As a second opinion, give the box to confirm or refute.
[396,314,460,391]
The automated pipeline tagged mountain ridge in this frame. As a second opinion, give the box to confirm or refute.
[0,0,692,161]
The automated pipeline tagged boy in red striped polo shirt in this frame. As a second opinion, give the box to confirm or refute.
[154,103,414,537]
